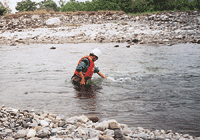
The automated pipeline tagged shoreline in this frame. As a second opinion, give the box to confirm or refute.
[0,11,200,46]
[0,106,200,140]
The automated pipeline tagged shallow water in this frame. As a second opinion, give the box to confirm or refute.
[0,43,200,137]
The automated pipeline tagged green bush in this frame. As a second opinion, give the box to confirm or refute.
[0,6,8,15]
[38,0,60,12]
[16,0,37,12]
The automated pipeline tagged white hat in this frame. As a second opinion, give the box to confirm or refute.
[91,48,101,58]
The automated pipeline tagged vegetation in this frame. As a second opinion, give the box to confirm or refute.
[0,5,8,15]
[1,0,200,16]
[16,0,37,12]
[37,0,60,12]
[0,1,11,15]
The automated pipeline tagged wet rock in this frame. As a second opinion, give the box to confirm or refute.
[114,45,119,47]
[132,39,139,43]
[87,115,99,122]
[50,46,56,49]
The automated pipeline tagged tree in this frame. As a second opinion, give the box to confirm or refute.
[38,0,60,12]
[15,0,37,12]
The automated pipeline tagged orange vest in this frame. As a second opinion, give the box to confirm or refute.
[74,55,95,78]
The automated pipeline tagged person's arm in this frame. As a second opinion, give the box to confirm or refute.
[79,71,85,85]
[76,58,89,85]
[97,71,107,79]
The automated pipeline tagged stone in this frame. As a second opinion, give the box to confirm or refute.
[99,135,114,140]
[79,115,89,123]
[87,115,99,122]
[58,120,65,127]
[37,128,50,138]
[46,18,61,26]
[95,121,109,131]
[27,129,36,138]
[104,129,114,136]
[107,120,120,130]
[14,130,27,138]
[114,45,119,47]
[40,120,49,127]
[5,129,13,135]
[4,137,14,140]
[50,46,56,49]
[114,129,123,138]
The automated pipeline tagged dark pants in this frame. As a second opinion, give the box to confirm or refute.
[71,74,93,92]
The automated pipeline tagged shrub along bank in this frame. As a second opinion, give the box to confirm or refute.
[0,0,199,16]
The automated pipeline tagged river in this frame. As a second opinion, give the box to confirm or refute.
[0,43,200,137]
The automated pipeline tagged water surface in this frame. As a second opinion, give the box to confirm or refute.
[0,43,200,137]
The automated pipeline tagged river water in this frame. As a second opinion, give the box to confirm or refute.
[0,43,200,137]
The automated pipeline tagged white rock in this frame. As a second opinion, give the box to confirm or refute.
[66,116,79,124]
[79,115,89,123]
[5,129,12,135]
[95,121,109,131]
[46,18,61,26]
[15,130,27,138]
[76,126,86,136]
[27,129,36,138]
[40,120,49,127]
[84,128,100,139]
[104,129,114,136]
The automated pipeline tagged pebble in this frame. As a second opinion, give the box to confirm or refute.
[0,105,199,140]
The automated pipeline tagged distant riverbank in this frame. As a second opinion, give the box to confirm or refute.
[0,11,200,46]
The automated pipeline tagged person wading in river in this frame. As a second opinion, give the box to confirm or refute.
[71,48,107,86]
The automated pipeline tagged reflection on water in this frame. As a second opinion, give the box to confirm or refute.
[0,43,200,137]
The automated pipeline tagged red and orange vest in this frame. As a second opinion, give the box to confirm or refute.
[74,55,95,78]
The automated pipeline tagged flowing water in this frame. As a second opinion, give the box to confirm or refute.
[0,43,200,137]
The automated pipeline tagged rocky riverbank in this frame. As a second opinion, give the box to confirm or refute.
[0,11,200,46]
[0,106,200,140]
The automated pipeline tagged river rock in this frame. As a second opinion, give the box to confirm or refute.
[4,137,14,140]
[95,121,109,131]
[114,129,123,138]
[46,17,61,26]
[108,119,120,130]
[27,129,36,138]
[5,129,13,135]
[37,128,50,138]
[40,120,49,127]
[14,129,27,138]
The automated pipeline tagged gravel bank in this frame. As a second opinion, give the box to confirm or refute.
[0,106,200,140]
[0,11,200,46]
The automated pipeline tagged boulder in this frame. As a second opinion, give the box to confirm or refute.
[46,18,61,26]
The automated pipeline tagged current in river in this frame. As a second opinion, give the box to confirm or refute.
[0,43,200,137]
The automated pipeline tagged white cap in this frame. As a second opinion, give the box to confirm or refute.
[91,48,101,58]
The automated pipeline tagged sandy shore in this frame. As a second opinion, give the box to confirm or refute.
[0,11,200,46]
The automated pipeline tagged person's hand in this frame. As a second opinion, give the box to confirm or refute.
[80,78,85,85]
[104,77,107,79]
